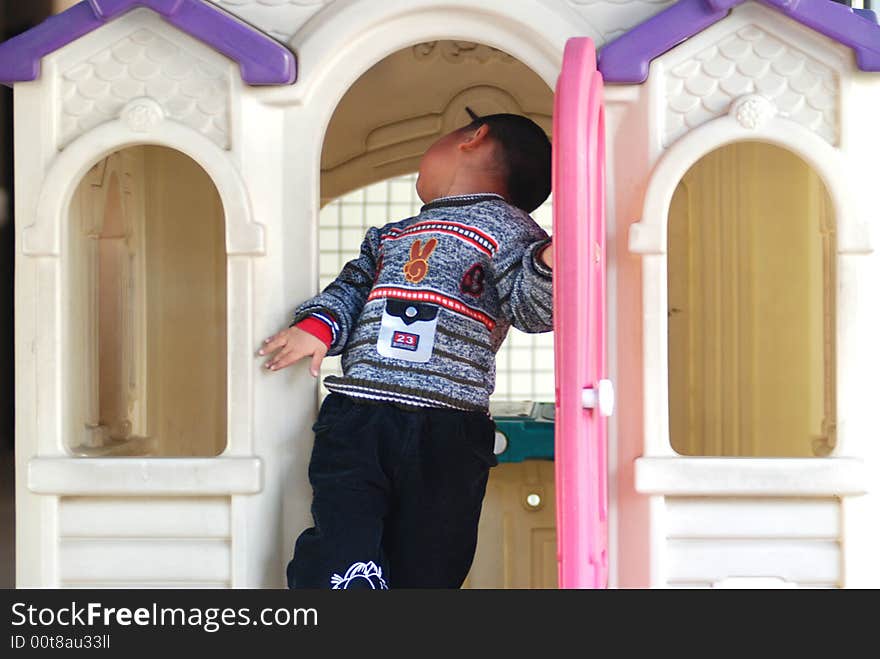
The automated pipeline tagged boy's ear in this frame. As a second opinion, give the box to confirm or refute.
[458,123,491,152]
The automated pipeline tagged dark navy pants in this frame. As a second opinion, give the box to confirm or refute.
[287,392,498,589]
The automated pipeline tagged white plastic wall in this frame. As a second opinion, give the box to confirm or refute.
[18,0,878,589]
[20,0,674,589]
[14,9,277,587]
[610,2,880,587]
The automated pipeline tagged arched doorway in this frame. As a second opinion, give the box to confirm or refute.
[318,41,558,588]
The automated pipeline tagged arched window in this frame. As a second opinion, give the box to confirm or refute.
[68,146,227,457]
[667,142,835,457]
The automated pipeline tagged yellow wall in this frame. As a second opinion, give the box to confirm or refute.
[144,147,227,457]
[668,142,835,457]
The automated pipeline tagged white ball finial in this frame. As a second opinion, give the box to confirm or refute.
[731,94,776,130]
[121,98,165,132]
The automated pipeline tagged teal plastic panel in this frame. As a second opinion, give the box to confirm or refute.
[491,401,555,463]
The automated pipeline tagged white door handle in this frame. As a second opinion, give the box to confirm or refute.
[582,379,614,417]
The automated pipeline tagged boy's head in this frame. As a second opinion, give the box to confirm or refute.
[416,108,551,213]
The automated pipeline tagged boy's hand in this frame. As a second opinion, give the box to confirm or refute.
[258,326,327,376]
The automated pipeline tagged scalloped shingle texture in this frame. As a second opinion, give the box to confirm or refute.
[665,24,838,147]
[60,28,230,149]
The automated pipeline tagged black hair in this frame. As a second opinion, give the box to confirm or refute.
[462,107,551,213]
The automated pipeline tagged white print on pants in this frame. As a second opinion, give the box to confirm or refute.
[330,561,389,590]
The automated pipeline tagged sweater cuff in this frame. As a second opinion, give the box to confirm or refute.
[292,315,333,349]
[530,237,553,280]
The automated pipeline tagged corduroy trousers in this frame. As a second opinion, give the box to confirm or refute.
[287,392,498,589]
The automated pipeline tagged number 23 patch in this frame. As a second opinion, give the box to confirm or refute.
[377,299,438,363]
[391,331,419,351]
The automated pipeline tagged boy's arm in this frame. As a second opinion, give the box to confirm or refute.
[494,224,553,334]
[289,226,382,356]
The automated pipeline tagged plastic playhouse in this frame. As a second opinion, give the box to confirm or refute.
[2,0,879,588]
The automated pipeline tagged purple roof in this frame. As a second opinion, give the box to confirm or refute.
[0,0,296,87]
[598,0,880,83]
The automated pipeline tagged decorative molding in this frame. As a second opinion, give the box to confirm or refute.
[29,457,263,495]
[631,115,869,257]
[730,93,776,130]
[664,25,838,147]
[412,41,515,64]
[634,457,868,496]
[120,97,165,132]
[59,28,230,149]
[27,119,264,257]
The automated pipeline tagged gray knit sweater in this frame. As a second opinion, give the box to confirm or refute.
[291,192,553,412]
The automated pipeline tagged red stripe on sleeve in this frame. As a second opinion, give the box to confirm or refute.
[294,316,333,348]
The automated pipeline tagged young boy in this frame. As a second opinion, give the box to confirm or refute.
[259,108,554,589]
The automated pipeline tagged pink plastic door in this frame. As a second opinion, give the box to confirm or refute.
[552,37,609,589]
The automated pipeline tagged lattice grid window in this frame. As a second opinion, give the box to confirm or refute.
[318,174,555,403]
